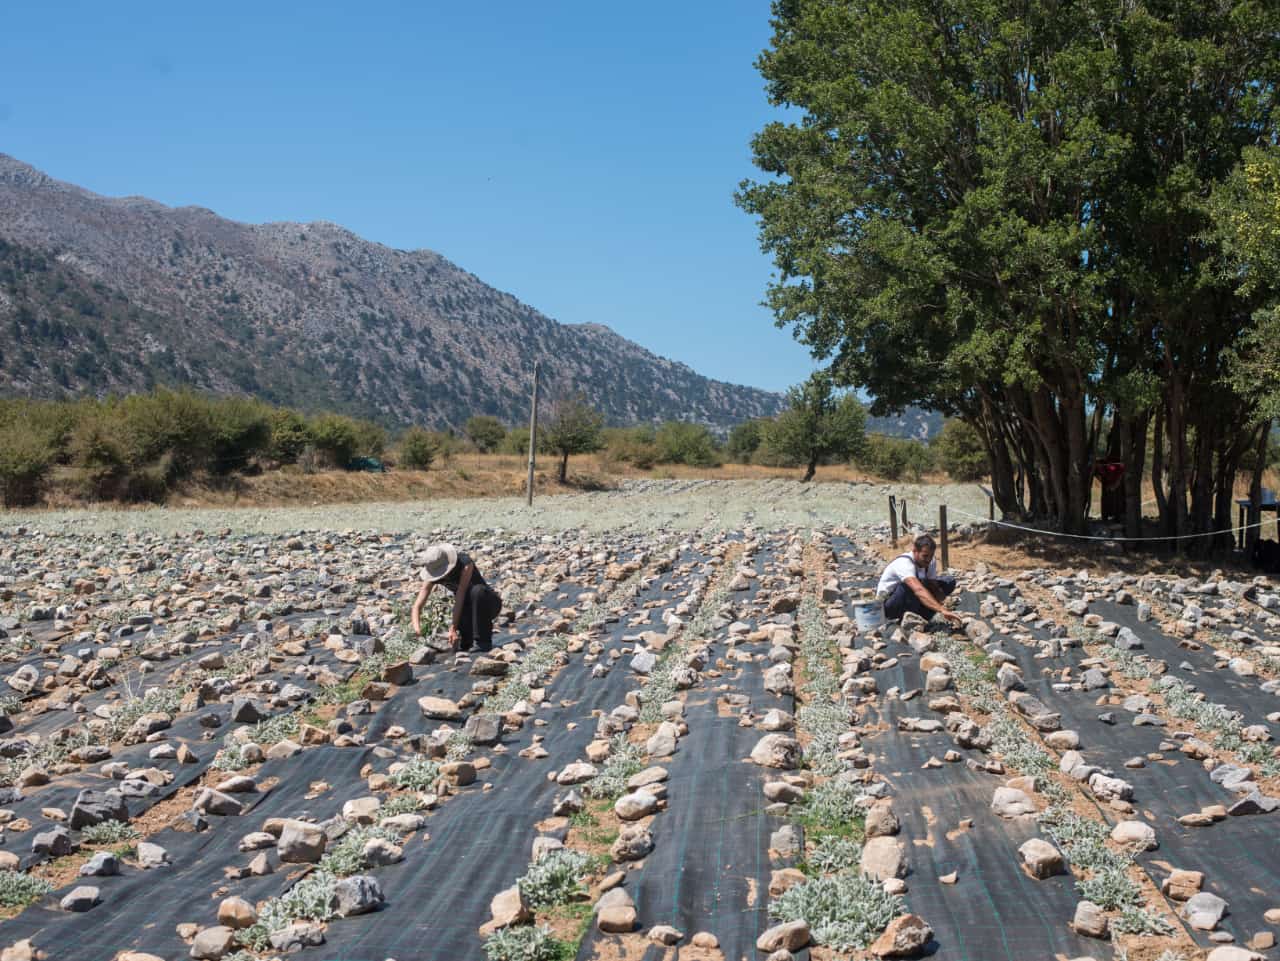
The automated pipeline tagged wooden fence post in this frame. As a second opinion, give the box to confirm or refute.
[889,496,899,548]
[940,505,949,570]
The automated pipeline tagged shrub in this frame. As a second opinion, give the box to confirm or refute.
[267,407,312,463]
[0,871,54,908]
[931,419,988,481]
[804,834,864,875]
[583,735,645,800]
[389,757,441,791]
[243,870,340,950]
[603,426,658,469]
[482,924,567,961]
[517,848,594,907]
[500,426,531,456]
[770,874,902,951]
[116,388,212,477]
[726,418,766,463]
[398,426,439,470]
[465,415,507,453]
[856,434,934,481]
[79,820,139,844]
[308,413,360,467]
[655,421,721,467]
[206,397,272,474]
[0,423,53,506]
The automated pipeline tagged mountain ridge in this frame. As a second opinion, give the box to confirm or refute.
[0,154,784,430]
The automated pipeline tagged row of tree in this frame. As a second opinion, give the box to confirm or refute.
[738,0,1280,549]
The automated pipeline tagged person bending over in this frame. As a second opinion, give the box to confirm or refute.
[410,543,503,652]
[877,534,961,625]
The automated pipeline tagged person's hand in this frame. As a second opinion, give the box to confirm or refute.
[448,626,459,648]
[942,609,964,626]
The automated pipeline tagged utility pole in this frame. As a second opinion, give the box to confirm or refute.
[526,361,540,506]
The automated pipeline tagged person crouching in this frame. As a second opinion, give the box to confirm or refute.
[411,543,503,652]
[877,534,961,625]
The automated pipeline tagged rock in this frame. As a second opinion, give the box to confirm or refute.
[1073,901,1109,939]
[137,841,169,868]
[1206,949,1266,961]
[342,797,381,825]
[611,825,654,861]
[31,825,75,857]
[648,925,683,945]
[194,789,243,817]
[556,762,597,785]
[68,789,128,829]
[869,914,933,958]
[189,926,236,959]
[1161,869,1204,902]
[482,885,532,934]
[861,836,907,880]
[1184,892,1229,931]
[464,713,503,746]
[1110,820,1157,851]
[691,932,719,949]
[630,650,658,675]
[1018,838,1065,879]
[770,823,804,858]
[217,896,257,929]
[334,875,384,916]
[268,922,325,952]
[80,851,120,877]
[757,921,810,953]
[614,791,658,821]
[865,803,900,838]
[59,885,100,912]
[278,819,326,863]
[230,697,267,723]
[991,787,1036,819]
[760,709,794,732]
[750,734,801,769]
[596,887,637,933]
[418,696,462,720]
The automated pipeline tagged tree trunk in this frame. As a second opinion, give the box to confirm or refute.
[559,452,569,484]
[1119,411,1149,542]
[1152,404,1168,530]
[1248,419,1270,550]
[802,456,817,483]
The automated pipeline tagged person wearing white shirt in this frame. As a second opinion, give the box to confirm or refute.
[876,534,961,624]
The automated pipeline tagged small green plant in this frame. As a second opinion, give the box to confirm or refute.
[379,794,425,818]
[79,820,139,844]
[320,825,399,877]
[1111,905,1175,936]
[248,711,301,746]
[770,874,903,951]
[803,834,864,875]
[0,870,54,908]
[389,757,441,791]
[482,924,571,961]
[243,870,340,950]
[1076,867,1142,910]
[517,848,594,908]
[583,735,645,800]
[796,780,867,831]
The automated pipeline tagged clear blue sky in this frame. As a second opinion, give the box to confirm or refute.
[0,0,817,394]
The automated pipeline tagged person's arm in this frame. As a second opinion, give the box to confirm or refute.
[410,581,434,635]
[904,575,962,622]
[449,563,474,646]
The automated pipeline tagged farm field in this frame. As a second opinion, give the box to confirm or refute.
[0,481,1276,961]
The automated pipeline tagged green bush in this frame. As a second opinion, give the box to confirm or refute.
[500,425,531,456]
[655,421,721,466]
[726,418,765,463]
[206,398,272,475]
[398,426,439,470]
[857,434,934,481]
[603,426,658,468]
[308,413,360,467]
[931,419,988,481]
[465,415,506,453]
[267,408,312,463]
[116,389,212,478]
[0,423,53,507]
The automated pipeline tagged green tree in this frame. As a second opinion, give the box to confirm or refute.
[857,434,934,482]
[206,398,271,475]
[764,371,866,482]
[0,423,52,507]
[465,415,507,453]
[540,394,604,483]
[655,421,721,467]
[308,413,360,468]
[726,419,765,464]
[501,426,531,456]
[398,426,439,470]
[267,408,312,464]
[738,0,1280,542]
[932,419,989,482]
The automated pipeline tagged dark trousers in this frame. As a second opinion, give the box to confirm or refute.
[883,577,956,622]
[458,584,502,651]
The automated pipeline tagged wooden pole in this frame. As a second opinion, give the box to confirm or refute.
[900,498,908,528]
[889,496,899,548]
[525,361,540,507]
[940,505,949,570]
[989,495,995,522]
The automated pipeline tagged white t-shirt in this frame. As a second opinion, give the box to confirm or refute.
[877,553,937,597]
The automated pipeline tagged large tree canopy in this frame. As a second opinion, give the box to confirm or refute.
[739,0,1280,542]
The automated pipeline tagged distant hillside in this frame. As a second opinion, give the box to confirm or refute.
[867,408,944,442]
[0,154,784,431]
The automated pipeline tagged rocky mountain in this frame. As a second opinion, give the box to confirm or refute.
[0,154,785,431]
[866,408,944,442]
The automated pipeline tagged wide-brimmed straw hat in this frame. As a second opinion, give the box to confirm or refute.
[421,543,459,583]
